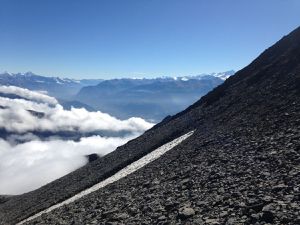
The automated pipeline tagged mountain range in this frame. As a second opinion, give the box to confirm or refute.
[76,74,229,121]
[0,72,103,99]
[0,26,299,225]
[0,71,234,121]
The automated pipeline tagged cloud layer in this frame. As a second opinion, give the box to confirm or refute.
[0,85,57,105]
[0,86,153,194]
[0,135,138,194]
[0,86,151,134]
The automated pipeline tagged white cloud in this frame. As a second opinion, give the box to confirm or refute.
[0,86,154,194]
[0,85,57,105]
[0,135,137,195]
[0,86,153,134]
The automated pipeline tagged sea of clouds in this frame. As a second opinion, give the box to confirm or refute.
[0,86,154,195]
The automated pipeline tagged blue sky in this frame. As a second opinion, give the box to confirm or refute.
[0,0,299,79]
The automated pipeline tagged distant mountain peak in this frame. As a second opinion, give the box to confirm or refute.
[170,70,235,81]
[0,72,104,99]
[133,70,235,82]
[196,70,235,80]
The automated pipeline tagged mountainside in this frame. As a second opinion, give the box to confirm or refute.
[76,73,232,121]
[0,72,103,99]
[1,27,300,225]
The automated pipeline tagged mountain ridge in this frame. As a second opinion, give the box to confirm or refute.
[75,73,231,121]
[0,71,103,99]
[0,71,234,121]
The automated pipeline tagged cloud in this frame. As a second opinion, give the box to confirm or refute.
[0,85,57,105]
[0,85,153,134]
[0,135,137,195]
[0,97,152,134]
[0,86,154,194]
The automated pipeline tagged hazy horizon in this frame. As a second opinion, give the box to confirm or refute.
[0,69,235,80]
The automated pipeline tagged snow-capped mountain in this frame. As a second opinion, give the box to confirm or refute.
[0,70,234,121]
[129,70,235,82]
[0,72,103,99]
[75,72,235,121]
[170,70,235,81]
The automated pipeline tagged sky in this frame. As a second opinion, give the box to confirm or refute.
[0,0,300,79]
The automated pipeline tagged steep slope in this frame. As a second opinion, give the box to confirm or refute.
[1,27,300,224]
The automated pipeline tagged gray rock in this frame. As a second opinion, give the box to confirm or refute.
[178,207,195,219]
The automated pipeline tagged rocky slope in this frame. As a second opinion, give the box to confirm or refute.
[1,26,300,225]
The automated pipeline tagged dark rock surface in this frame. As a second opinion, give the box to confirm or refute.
[0,196,12,205]
[1,26,300,224]
[86,153,100,163]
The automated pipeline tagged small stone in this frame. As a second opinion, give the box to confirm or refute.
[262,196,273,202]
[262,172,271,176]
[205,218,220,224]
[127,207,137,215]
[262,203,275,212]
[86,153,100,163]
[105,222,119,225]
[181,178,190,185]
[158,215,167,221]
[220,211,228,217]
[272,184,288,192]
[193,218,205,224]
[178,207,195,219]
[196,201,208,206]
[226,218,236,225]
[114,213,129,220]
[152,178,160,185]
[218,187,225,193]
